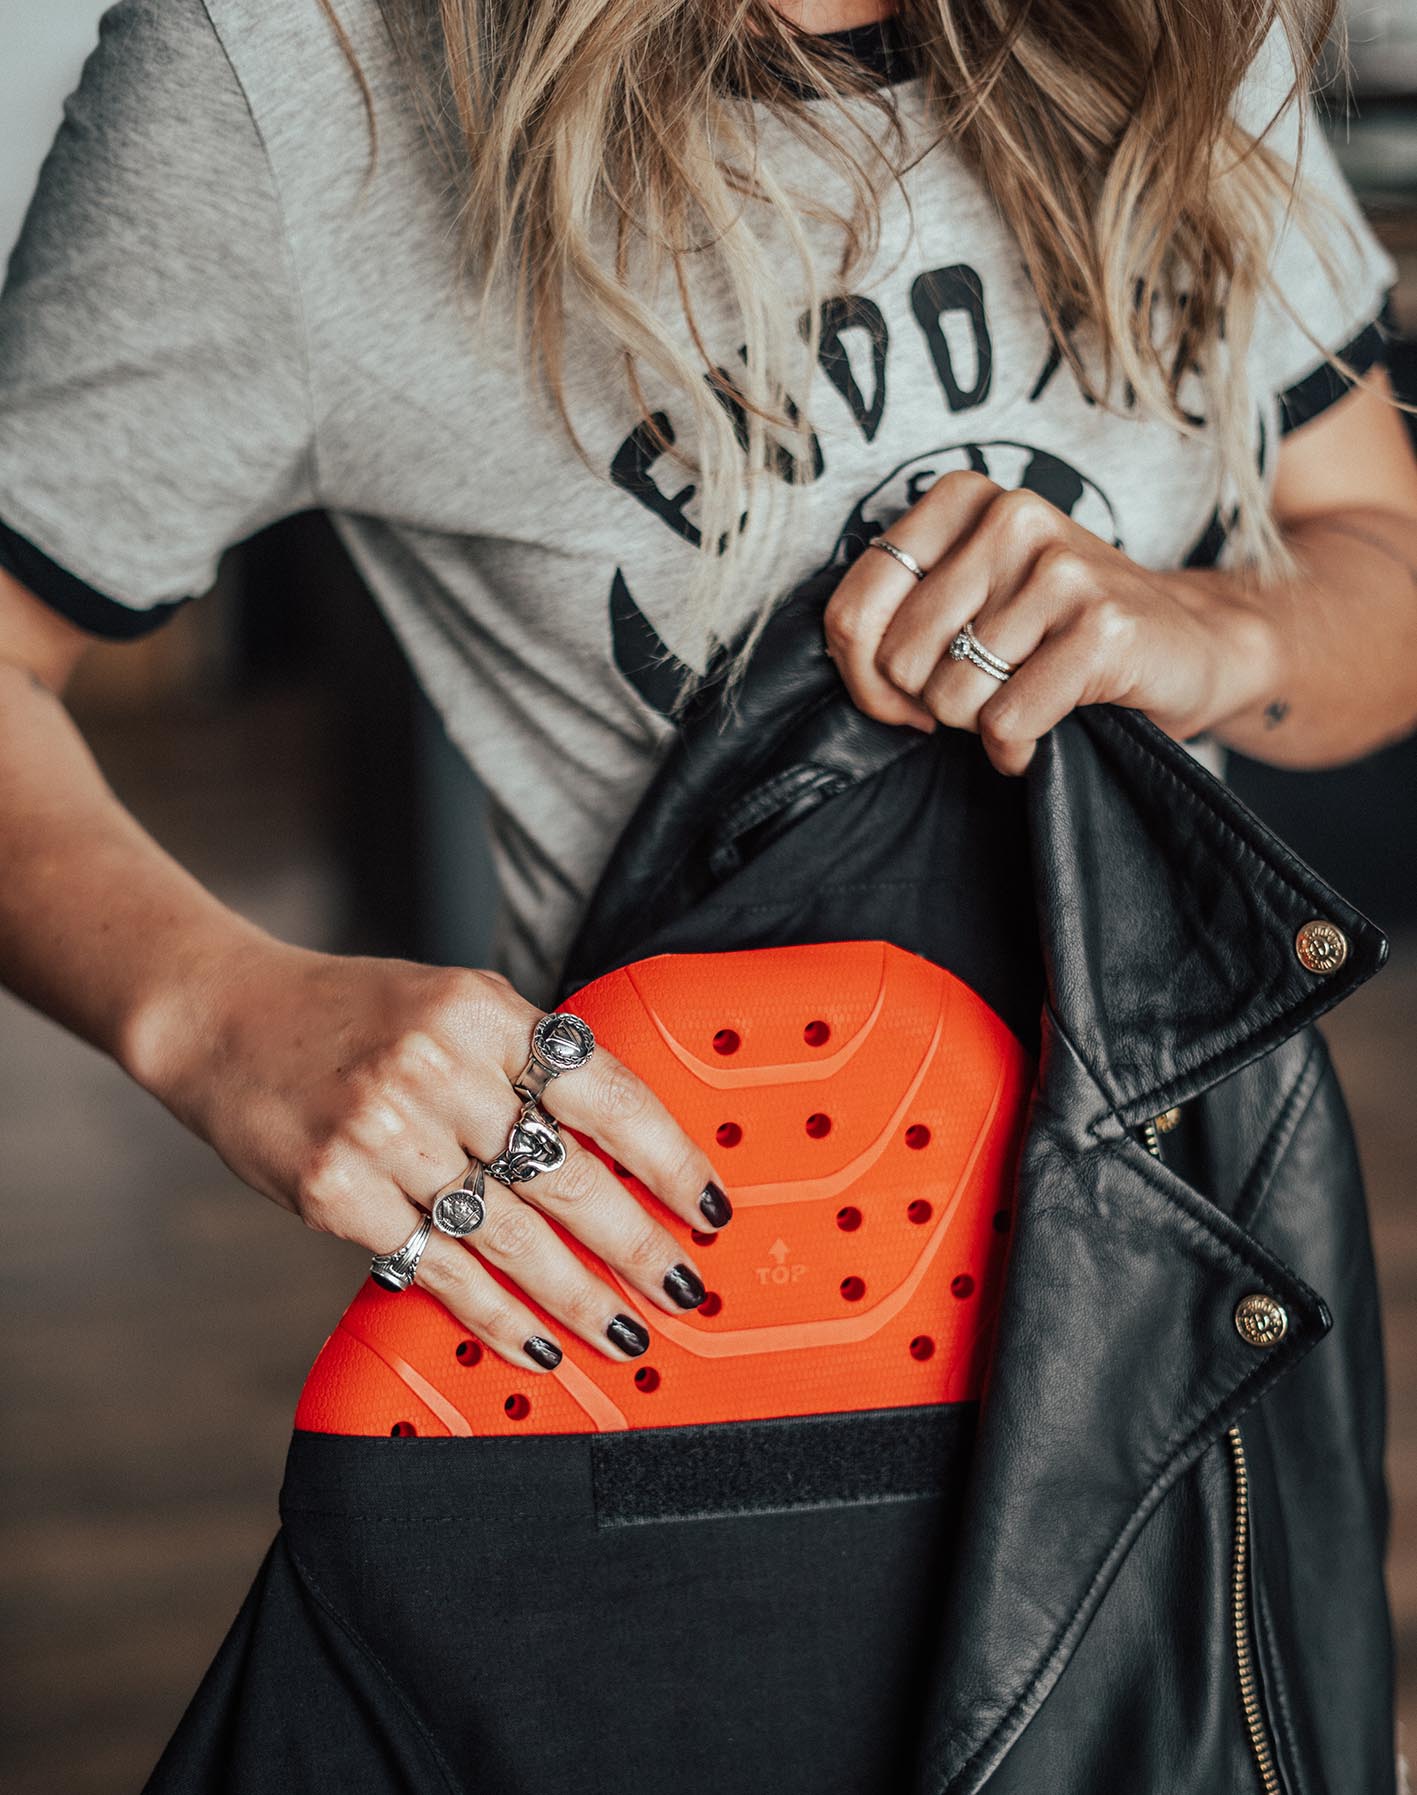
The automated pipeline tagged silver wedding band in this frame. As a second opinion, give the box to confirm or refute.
[865,536,927,582]
[948,618,1015,682]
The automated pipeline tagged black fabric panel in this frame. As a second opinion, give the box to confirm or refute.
[565,721,1044,1062]
[143,1420,974,1794]
[1278,292,1396,434]
[0,514,192,639]
[141,1531,461,1795]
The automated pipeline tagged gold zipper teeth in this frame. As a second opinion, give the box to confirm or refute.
[1228,1425,1283,1795]
[1140,1117,1163,1158]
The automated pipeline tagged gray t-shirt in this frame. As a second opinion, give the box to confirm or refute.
[0,0,1397,1004]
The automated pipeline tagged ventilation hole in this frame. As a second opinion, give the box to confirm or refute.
[909,1335,935,1362]
[840,1275,866,1302]
[699,1291,723,1317]
[993,1209,1011,1234]
[716,1121,743,1148]
[906,1198,933,1225]
[504,1393,531,1420]
[951,1274,976,1300]
[689,1228,718,1247]
[805,1112,832,1139]
[905,1124,932,1150]
[634,1366,661,1392]
[803,1019,831,1047]
[836,1205,862,1232]
[390,1421,417,1438]
[455,1339,483,1366]
[712,1028,741,1056]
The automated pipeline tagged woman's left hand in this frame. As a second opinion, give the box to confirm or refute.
[821,469,1281,775]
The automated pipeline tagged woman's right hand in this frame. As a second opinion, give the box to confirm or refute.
[133,936,733,1373]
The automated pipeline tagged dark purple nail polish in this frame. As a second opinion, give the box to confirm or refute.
[606,1313,651,1356]
[524,1336,563,1370]
[698,1182,733,1228]
[663,1263,706,1309]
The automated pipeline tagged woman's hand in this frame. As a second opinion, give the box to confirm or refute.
[821,469,1281,775]
[135,938,731,1373]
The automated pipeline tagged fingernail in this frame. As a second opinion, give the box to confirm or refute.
[663,1263,706,1309]
[524,1336,563,1370]
[606,1313,651,1356]
[698,1182,733,1228]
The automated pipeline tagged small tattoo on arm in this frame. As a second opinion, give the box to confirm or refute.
[1263,699,1291,729]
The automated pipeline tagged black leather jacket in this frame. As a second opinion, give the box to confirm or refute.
[555,570,1395,1794]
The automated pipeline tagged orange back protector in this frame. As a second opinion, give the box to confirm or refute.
[294,938,1033,1437]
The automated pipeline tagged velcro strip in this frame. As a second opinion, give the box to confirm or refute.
[591,1401,975,1527]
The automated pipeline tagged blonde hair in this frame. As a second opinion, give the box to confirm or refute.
[324,0,1374,715]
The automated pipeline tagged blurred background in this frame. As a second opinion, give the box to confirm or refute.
[2,3,1417,1790]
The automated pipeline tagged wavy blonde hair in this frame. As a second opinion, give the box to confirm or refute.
[323,0,1370,715]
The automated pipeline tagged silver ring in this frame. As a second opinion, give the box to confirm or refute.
[487,1099,568,1187]
[512,1010,595,1106]
[865,536,927,582]
[369,1212,435,1293]
[948,619,1015,682]
[430,1160,488,1238]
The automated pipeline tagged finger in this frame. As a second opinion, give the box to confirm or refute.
[312,1175,569,1377]
[421,1171,660,1365]
[968,618,1102,777]
[877,490,1072,712]
[822,470,998,725]
[499,1038,736,1239]
[497,1125,711,1321]
[918,540,1093,731]
[411,1226,577,1374]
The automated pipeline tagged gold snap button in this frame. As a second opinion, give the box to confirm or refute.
[1154,1105,1183,1134]
[1295,919,1348,976]
[1234,1292,1288,1349]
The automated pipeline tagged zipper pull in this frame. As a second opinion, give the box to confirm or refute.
[1138,1105,1182,1160]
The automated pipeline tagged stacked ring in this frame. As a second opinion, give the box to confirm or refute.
[948,619,1015,683]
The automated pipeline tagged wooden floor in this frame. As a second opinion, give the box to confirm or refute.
[1,690,1413,1791]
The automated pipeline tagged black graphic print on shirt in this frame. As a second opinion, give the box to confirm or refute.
[605,264,1254,721]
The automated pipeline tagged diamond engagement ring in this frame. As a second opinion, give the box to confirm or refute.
[512,1011,596,1106]
[369,1211,435,1293]
[865,536,927,582]
[948,618,1016,682]
[487,1101,568,1186]
[430,1160,488,1238]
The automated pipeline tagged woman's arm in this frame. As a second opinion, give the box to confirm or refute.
[821,366,1417,774]
[0,567,728,1369]
[0,570,267,1076]
[1202,365,1417,766]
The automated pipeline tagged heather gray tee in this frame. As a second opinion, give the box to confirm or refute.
[0,0,1397,1004]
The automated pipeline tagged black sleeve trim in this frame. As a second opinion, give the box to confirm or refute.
[0,516,194,639]
[1277,290,1397,435]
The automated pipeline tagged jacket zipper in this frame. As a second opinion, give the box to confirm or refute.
[1228,1420,1283,1793]
[1138,1114,1283,1790]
